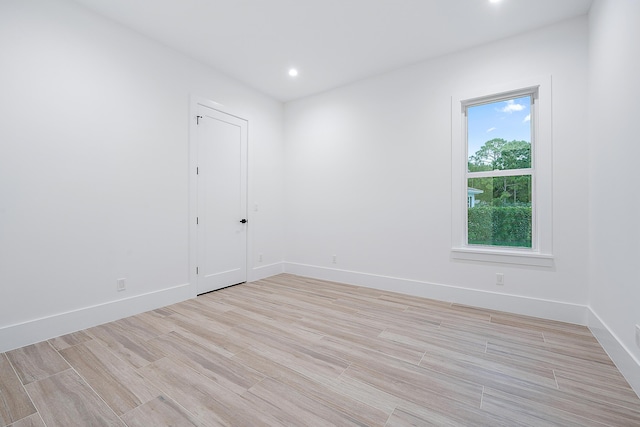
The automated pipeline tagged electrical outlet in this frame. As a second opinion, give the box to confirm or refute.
[636,325,640,348]
[496,273,504,285]
[332,255,337,264]
[259,253,263,262]
[116,278,126,292]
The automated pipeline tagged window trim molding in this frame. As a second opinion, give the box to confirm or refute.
[451,75,553,267]
[451,247,554,267]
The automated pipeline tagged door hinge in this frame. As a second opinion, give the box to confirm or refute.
[196,115,203,125]
[196,217,199,225]
[196,266,199,275]
[196,166,199,175]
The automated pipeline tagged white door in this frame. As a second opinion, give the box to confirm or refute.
[196,105,247,294]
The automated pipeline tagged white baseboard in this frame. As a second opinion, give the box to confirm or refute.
[0,283,193,353]
[588,309,640,398]
[249,262,285,282]
[283,262,589,325]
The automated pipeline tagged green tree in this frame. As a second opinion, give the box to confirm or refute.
[469,138,531,171]
[468,138,531,205]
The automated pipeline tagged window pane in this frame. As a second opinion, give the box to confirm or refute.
[467,96,531,172]
[467,175,532,248]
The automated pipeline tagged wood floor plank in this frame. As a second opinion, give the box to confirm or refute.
[184,295,234,315]
[385,407,442,427]
[235,391,305,426]
[438,316,546,346]
[352,307,442,334]
[298,304,388,338]
[405,303,495,325]
[409,322,490,349]
[386,402,522,427]
[311,334,421,373]
[376,292,453,310]
[111,314,172,342]
[295,315,426,364]
[415,397,534,427]
[342,359,484,409]
[0,353,36,426]
[227,305,325,343]
[232,287,353,322]
[148,307,175,318]
[138,357,282,427]
[166,298,224,318]
[147,331,264,395]
[378,326,485,356]
[419,346,559,391]
[217,289,306,323]
[5,413,45,427]
[6,342,69,385]
[120,395,201,427]
[47,331,93,351]
[327,375,401,415]
[164,310,242,351]
[245,377,368,427]
[490,311,593,337]
[24,369,124,427]
[483,378,640,426]
[554,368,640,411]
[59,339,160,416]
[264,286,358,315]
[256,276,357,309]
[233,348,390,426]
[129,311,177,336]
[481,386,609,427]
[486,337,619,379]
[331,293,411,313]
[86,322,165,369]
[232,325,350,381]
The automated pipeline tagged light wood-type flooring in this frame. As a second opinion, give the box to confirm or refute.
[1,274,640,426]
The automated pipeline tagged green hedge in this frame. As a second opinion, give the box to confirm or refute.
[468,205,531,247]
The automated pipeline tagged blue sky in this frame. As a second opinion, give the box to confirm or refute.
[467,96,531,160]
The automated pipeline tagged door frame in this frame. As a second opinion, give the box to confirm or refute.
[188,95,249,296]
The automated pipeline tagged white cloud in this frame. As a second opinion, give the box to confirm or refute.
[500,100,526,113]
[487,127,496,133]
[523,114,531,123]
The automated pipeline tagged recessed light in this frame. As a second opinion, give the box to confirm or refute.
[288,68,299,77]
[489,0,502,3]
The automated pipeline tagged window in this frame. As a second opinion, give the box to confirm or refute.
[466,92,534,248]
[451,77,553,267]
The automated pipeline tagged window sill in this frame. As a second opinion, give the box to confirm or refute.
[451,247,554,267]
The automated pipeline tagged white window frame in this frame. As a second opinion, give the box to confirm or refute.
[451,76,553,267]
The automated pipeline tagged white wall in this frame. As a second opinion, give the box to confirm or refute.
[284,17,590,322]
[588,0,640,394]
[0,0,284,351]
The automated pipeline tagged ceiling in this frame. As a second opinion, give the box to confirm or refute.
[70,0,593,102]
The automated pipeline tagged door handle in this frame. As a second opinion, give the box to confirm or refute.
[240,219,248,224]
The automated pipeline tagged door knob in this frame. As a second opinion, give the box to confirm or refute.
[240,219,248,224]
